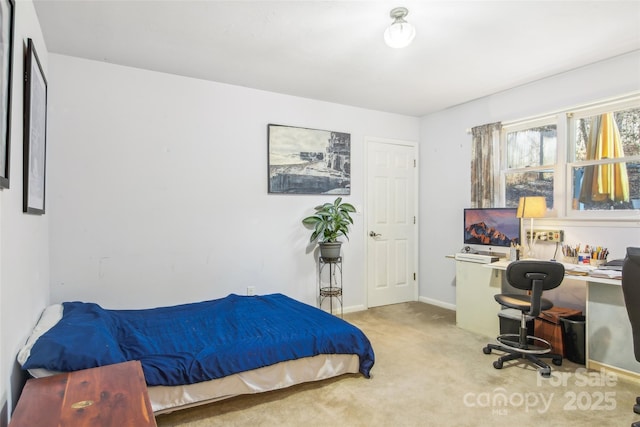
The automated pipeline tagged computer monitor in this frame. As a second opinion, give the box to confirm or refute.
[463,208,519,248]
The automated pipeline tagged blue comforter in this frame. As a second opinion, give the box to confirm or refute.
[21,293,374,386]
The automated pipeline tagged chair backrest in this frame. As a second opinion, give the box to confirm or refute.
[505,260,565,317]
[622,247,640,362]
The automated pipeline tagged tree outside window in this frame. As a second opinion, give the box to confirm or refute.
[504,125,557,210]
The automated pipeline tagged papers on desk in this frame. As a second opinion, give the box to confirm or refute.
[589,269,622,279]
[563,263,622,279]
[562,263,590,275]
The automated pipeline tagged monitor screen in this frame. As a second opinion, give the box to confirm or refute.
[463,208,520,247]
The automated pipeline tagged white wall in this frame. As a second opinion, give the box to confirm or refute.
[420,51,640,308]
[0,1,49,424]
[46,54,420,311]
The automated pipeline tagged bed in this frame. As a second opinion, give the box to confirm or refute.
[17,293,375,414]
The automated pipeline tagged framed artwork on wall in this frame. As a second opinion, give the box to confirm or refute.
[0,0,15,189]
[23,39,47,214]
[267,124,351,195]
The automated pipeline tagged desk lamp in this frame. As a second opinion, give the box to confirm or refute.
[516,196,546,259]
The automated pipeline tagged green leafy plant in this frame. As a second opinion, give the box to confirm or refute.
[302,197,356,243]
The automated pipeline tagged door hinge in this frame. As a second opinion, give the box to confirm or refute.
[413,159,416,167]
[413,272,416,280]
[414,216,416,224]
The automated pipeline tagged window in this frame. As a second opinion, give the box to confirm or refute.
[569,104,640,212]
[503,121,557,210]
[501,94,640,218]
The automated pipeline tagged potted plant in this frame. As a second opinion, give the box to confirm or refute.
[302,197,356,259]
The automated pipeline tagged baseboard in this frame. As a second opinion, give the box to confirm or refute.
[343,300,455,314]
[586,360,640,385]
[343,304,366,314]
[418,296,456,311]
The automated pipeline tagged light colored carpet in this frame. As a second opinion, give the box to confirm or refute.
[156,302,639,426]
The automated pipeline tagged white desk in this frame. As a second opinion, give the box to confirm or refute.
[479,260,640,381]
[486,259,621,286]
[454,260,503,338]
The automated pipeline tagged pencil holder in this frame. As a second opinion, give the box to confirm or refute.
[578,252,591,265]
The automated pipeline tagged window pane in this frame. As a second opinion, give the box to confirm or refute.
[506,125,557,168]
[505,170,554,209]
[572,161,640,210]
[574,108,640,161]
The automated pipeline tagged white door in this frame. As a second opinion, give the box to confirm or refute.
[366,138,418,307]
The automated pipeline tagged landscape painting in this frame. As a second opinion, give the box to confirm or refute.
[268,124,350,194]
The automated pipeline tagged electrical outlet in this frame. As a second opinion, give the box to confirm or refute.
[247,286,255,296]
[526,230,564,243]
[547,230,564,242]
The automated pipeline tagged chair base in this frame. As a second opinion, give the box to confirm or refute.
[634,395,640,414]
[483,342,563,377]
[496,333,552,354]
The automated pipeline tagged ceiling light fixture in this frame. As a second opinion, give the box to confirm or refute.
[384,7,416,49]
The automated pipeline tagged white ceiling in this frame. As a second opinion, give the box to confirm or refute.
[33,0,640,117]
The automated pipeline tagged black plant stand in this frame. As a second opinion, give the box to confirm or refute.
[319,256,343,317]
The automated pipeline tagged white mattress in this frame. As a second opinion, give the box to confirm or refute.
[18,303,360,414]
[149,353,359,414]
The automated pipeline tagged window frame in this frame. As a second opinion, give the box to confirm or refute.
[499,93,640,221]
[500,115,561,215]
[565,95,640,219]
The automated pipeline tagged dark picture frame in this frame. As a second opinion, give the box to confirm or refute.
[23,39,47,214]
[268,124,351,194]
[0,0,15,189]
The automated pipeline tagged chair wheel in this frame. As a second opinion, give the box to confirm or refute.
[539,368,551,377]
[483,347,491,354]
[552,357,562,366]
[493,360,503,369]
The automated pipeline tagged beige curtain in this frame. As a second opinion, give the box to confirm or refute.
[470,122,502,208]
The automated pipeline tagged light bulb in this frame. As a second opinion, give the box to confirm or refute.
[384,21,416,48]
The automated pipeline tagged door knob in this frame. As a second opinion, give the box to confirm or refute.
[369,231,382,237]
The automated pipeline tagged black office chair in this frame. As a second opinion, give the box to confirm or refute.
[483,260,564,377]
[621,247,640,427]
